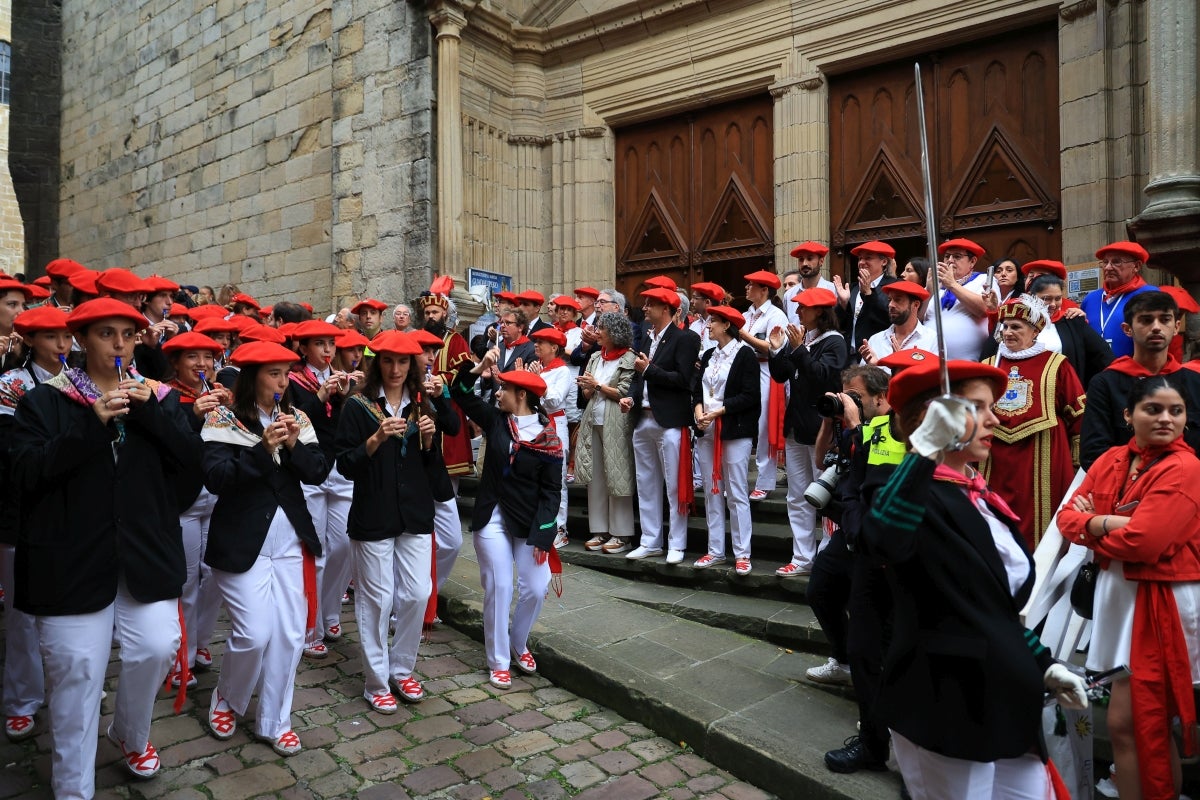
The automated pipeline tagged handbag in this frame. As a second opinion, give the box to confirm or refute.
[1070,560,1098,620]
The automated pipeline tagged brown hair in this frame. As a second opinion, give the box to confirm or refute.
[891,377,995,444]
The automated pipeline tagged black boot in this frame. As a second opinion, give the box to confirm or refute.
[824,735,888,774]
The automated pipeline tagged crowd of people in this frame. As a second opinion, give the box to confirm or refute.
[0,236,1195,800]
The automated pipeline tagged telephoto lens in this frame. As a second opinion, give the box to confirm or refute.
[803,464,842,509]
[816,394,844,417]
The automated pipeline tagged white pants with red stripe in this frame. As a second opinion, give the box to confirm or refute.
[0,544,44,718]
[37,584,179,800]
[754,363,778,493]
[433,475,462,592]
[585,427,635,536]
[474,508,550,672]
[352,534,432,695]
[632,417,688,551]
[180,489,223,666]
[211,512,305,740]
[695,436,753,560]
[892,731,1049,799]
[303,469,353,645]
[784,440,820,569]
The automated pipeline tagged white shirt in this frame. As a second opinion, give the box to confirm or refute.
[924,272,1000,361]
[641,323,670,408]
[376,386,411,418]
[513,412,541,443]
[743,302,788,365]
[866,320,939,372]
[1037,321,1063,354]
[589,356,622,425]
[701,339,745,413]
[690,315,715,354]
[539,363,572,415]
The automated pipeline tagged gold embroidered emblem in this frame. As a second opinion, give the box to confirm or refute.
[995,365,1033,417]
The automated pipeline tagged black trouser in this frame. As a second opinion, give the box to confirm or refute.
[807,528,852,664]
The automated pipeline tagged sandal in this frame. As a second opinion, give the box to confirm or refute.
[366,692,398,714]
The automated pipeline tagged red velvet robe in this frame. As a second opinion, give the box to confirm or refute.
[435,331,474,476]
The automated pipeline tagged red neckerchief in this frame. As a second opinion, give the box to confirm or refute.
[289,364,332,417]
[506,415,564,461]
[167,379,202,403]
[1126,434,1191,474]
[1105,355,1182,377]
[540,358,565,371]
[600,347,629,361]
[932,463,1019,523]
[508,336,530,347]
[554,321,577,333]
[1049,308,1065,323]
[1102,274,1147,303]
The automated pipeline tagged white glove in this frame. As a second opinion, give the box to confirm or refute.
[1044,663,1089,711]
[909,395,975,459]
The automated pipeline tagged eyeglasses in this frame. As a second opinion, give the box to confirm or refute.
[1099,258,1136,267]
[597,299,617,307]
[500,319,519,327]
[943,252,971,260]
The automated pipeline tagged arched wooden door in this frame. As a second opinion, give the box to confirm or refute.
[614,95,774,304]
[829,22,1060,276]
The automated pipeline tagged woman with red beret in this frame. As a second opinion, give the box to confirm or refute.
[201,341,326,756]
[11,298,201,794]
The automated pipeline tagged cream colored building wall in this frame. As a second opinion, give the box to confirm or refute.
[0,2,24,277]
[58,0,334,310]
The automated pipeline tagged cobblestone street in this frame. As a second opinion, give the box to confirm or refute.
[0,618,775,800]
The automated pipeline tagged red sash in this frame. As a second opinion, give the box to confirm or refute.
[767,380,787,457]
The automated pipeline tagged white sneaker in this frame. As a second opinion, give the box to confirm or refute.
[806,657,853,686]
[553,529,569,550]
[626,545,664,560]
[665,549,685,565]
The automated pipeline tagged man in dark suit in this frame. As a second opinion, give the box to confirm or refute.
[482,308,535,404]
[835,240,898,363]
[620,288,700,564]
[517,291,553,335]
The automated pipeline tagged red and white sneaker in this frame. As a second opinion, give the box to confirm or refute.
[194,647,213,668]
[169,669,198,689]
[366,692,398,714]
[775,562,812,577]
[512,650,537,675]
[393,676,425,702]
[264,729,302,757]
[324,623,342,642]
[208,691,236,740]
[692,554,726,569]
[107,724,161,779]
[734,559,752,576]
[5,715,35,741]
[303,642,328,659]
[489,670,512,690]
[749,489,769,501]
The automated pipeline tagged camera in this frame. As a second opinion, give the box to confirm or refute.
[817,392,864,418]
[804,450,849,510]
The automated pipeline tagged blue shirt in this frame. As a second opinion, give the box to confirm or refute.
[1079,284,1157,358]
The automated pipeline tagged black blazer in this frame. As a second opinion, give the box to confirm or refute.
[11,385,201,615]
[768,332,850,445]
[450,365,562,549]
[289,373,347,473]
[202,412,327,573]
[838,276,897,355]
[629,323,701,429]
[864,454,1054,762]
[691,345,760,440]
[335,397,437,540]
[528,318,552,335]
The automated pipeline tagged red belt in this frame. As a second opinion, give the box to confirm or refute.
[548,410,565,419]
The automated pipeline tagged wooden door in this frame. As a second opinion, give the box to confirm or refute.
[829,23,1060,276]
[614,96,774,303]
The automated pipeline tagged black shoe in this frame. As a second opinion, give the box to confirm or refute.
[824,735,888,774]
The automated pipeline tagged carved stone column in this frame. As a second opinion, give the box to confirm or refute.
[771,72,828,271]
[430,3,467,280]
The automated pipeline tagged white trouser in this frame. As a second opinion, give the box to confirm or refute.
[586,427,634,536]
[180,490,222,666]
[433,475,463,592]
[0,544,44,716]
[632,416,688,551]
[784,440,820,568]
[754,363,778,492]
[303,470,353,643]
[37,585,179,800]
[353,535,432,695]
[473,508,551,671]
[551,415,569,528]
[212,512,305,739]
[892,731,1049,799]
[695,436,753,560]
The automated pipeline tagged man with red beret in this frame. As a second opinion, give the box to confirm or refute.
[516,291,552,335]
[786,242,837,325]
[1079,241,1157,358]
[836,241,899,363]
[352,298,388,339]
[860,282,938,370]
[688,282,725,355]
[573,287,600,329]
[925,238,1000,361]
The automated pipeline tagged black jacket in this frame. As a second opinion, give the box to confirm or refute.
[629,323,701,429]
[202,412,327,573]
[980,317,1113,390]
[11,384,201,614]
[1080,363,1200,469]
[289,373,347,476]
[482,339,536,403]
[450,365,562,550]
[864,454,1054,762]
[335,396,438,540]
[768,332,849,445]
[691,344,760,440]
[838,277,897,357]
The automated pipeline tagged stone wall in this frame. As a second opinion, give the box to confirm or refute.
[0,2,25,277]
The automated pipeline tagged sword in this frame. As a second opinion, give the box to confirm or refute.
[914,63,952,397]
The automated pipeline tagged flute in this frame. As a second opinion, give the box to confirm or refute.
[271,392,282,422]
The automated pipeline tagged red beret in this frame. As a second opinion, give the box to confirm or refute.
[574,286,601,300]
[530,327,567,347]
[277,322,298,339]
[1096,241,1149,263]
[25,284,50,301]
[411,329,445,348]
[493,291,517,304]
[689,282,726,303]
[238,324,287,344]
[743,270,781,290]
[1158,285,1200,314]
[228,314,262,334]
[369,331,422,356]
[231,292,261,310]
[1022,260,1067,281]
[67,270,100,295]
[258,305,273,318]
[168,303,190,317]
[643,276,677,292]
[851,240,896,258]
[498,370,547,397]
[33,275,51,287]
[299,302,314,314]
[229,341,299,366]
[516,290,545,305]
[336,330,370,349]
[44,258,87,279]
[877,348,937,373]
[352,298,388,315]
[144,275,180,294]
[640,287,681,310]
[95,268,150,295]
[706,305,746,329]
[193,317,240,335]
[887,360,1007,412]
[790,241,830,258]
[291,320,342,340]
[14,306,70,335]
[552,295,581,312]
[795,287,838,307]
[189,305,231,321]
[881,281,931,302]
[162,331,225,355]
[66,298,146,333]
[938,238,986,259]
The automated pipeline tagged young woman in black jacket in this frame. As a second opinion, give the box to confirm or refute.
[451,354,563,690]
[334,331,440,713]
[201,341,327,757]
[691,305,761,573]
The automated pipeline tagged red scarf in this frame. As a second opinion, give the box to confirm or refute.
[506,415,564,462]
[1049,307,1065,324]
[1105,355,1182,377]
[554,321,577,333]
[167,379,202,402]
[678,427,694,515]
[508,336,530,348]
[289,364,331,417]
[540,358,565,372]
[932,464,1020,524]
[600,347,629,362]
[1102,274,1147,303]
[710,418,724,493]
